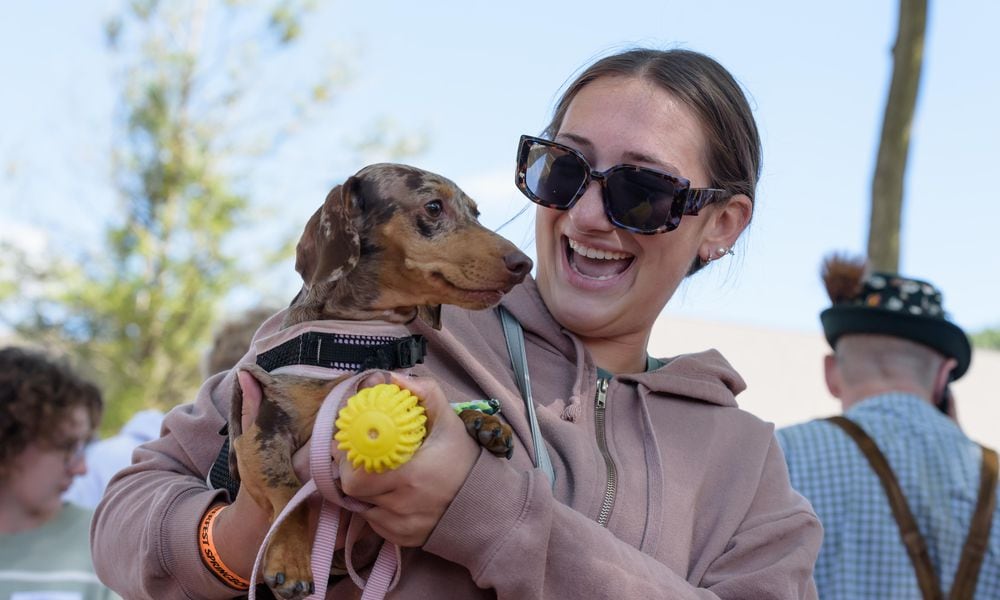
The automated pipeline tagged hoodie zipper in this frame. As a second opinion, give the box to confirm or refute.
[594,377,617,527]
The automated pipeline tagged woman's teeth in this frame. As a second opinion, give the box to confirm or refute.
[566,238,633,280]
[567,239,630,260]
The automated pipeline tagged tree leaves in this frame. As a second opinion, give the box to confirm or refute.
[1,0,427,435]
[1,1,329,434]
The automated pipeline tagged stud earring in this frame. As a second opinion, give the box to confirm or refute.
[717,247,735,257]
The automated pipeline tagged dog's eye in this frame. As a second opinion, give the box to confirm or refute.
[424,200,443,218]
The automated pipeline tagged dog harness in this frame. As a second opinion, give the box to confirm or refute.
[255,329,427,373]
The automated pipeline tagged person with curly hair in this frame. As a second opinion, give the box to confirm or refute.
[0,346,119,600]
[62,306,278,510]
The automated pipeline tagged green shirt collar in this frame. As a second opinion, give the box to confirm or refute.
[597,355,664,379]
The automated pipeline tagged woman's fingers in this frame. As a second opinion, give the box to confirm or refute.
[335,373,480,546]
[237,369,263,433]
[292,438,313,483]
[383,373,451,429]
[358,370,392,389]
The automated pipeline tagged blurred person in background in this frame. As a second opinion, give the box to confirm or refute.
[62,408,164,510]
[202,307,279,379]
[777,255,998,599]
[0,346,119,600]
[64,306,276,509]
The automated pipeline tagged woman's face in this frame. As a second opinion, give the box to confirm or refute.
[2,406,90,523]
[535,76,721,346]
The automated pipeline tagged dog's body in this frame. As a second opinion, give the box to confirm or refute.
[229,164,531,599]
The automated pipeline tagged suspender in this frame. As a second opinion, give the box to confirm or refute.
[826,416,998,600]
[951,448,999,599]
[827,416,943,598]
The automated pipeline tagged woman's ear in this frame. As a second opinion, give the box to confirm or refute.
[699,193,752,257]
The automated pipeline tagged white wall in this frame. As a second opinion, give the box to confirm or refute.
[649,316,999,450]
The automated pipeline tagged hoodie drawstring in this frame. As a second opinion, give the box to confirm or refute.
[559,332,588,422]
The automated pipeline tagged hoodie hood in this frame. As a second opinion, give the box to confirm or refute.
[497,275,580,359]
[120,409,166,442]
[622,351,745,408]
[499,275,746,409]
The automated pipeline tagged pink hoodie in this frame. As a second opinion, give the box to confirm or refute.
[92,277,820,599]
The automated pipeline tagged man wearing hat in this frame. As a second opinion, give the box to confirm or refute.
[776,254,998,599]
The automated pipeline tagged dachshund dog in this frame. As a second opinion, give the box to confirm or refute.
[229,163,531,599]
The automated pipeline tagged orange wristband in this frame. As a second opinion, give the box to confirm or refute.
[198,504,252,591]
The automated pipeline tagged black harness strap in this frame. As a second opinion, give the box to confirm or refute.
[255,331,427,373]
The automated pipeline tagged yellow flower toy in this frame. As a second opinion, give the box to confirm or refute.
[334,383,427,473]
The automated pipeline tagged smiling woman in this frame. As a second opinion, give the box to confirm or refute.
[530,69,755,373]
[0,346,118,600]
[89,47,820,600]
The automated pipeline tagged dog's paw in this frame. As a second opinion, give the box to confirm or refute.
[264,522,314,600]
[263,569,313,600]
[459,409,514,459]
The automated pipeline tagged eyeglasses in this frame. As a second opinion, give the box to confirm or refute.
[515,135,729,234]
[50,437,88,467]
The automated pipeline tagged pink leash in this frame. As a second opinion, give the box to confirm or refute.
[248,371,401,599]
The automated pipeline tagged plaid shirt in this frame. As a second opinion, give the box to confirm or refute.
[777,393,1000,599]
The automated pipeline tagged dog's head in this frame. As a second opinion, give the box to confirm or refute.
[289,163,532,328]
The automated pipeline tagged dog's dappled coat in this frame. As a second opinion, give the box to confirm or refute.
[229,163,531,599]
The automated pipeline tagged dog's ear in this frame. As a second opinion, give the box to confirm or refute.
[295,176,362,290]
[416,304,442,330]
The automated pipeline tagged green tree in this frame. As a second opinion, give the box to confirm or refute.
[867,0,928,272]
[0,0,423,434]
[972,327,1000,351]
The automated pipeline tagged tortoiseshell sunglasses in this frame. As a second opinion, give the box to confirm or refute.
[515,135,729,234]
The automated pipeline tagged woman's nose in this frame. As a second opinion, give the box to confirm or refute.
[568,181,613,232]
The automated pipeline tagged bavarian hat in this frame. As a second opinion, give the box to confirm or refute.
[819,255,972,379]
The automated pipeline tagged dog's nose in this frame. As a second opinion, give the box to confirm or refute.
[504,251,533,278]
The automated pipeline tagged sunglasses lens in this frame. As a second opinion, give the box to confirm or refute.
[605,169,679,232]
[522,142,586,208]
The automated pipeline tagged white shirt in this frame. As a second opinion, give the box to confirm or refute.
[63,410,164,509]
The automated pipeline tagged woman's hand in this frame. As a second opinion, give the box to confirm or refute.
[210,370,273,579]
[216,367,477,580]
[213,370,325,579]
[336,373,479,547]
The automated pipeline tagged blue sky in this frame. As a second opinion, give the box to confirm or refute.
[2,0,999,335]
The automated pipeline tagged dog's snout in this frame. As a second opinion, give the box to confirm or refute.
[504,251,533,279]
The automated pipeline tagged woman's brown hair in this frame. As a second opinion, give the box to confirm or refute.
[544,47,761,205]
[543,48,761,274]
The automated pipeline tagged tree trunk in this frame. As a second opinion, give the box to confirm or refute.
[867,0,927,272]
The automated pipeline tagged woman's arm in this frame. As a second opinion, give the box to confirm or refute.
[423,435,820,600]
[339,370,820,599]
[91,371,268,600]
